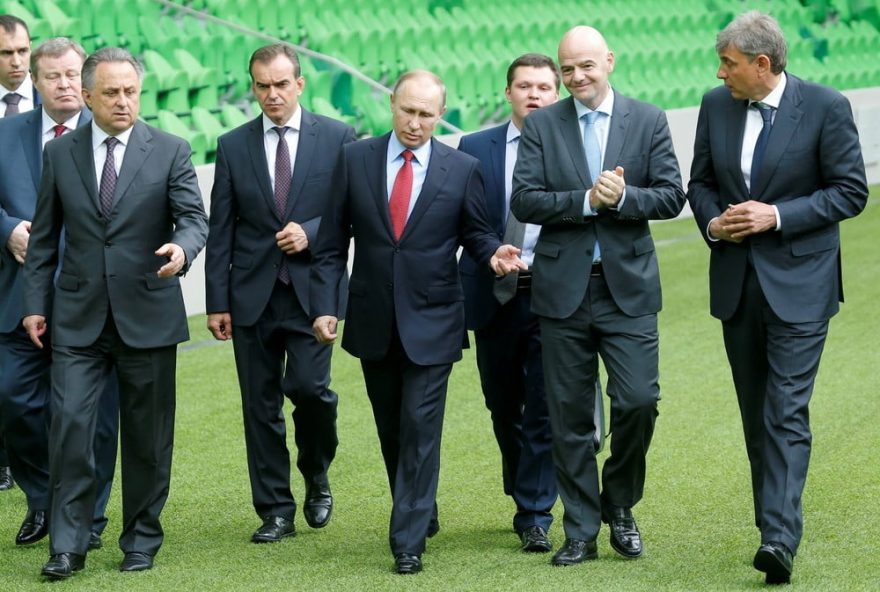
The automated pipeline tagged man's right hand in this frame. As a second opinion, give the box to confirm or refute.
[22,315,46,349]
[312,315,338,345]
[207,312,233,341]
[7,220,31,264]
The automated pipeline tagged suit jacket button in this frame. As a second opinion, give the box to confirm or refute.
[393,247,400,253]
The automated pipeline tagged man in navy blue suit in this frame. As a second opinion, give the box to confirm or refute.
[311,70,525,574]
[457,53,563,553]
[0,37,118,549]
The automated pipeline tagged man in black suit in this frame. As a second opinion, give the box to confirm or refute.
[311,70,525,574]
[205,43,356,543]
[687,12,868,584]
[22,47,207,578]
[458,53,562,553]
[511,26,685,566]
[0,15,37,118]
[0,37,119,551]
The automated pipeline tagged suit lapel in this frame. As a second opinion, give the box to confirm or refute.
[113,122,153,208]
[752,76,804,199]
[21,109,42,193]
[401,138,448,242]
[726,98,750,201]
[245,117,276,219]
[558,98,590,188]
[488,124,507,231]
[70,125,100,212]
[604,91,630,171]
[365,134,393,237]
[287,109,317,217]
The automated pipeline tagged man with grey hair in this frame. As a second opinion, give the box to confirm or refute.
[688,10,867,585]
[23,46,207,579]
[0,36,120,550]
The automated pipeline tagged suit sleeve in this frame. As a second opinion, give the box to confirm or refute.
[21,148,63,318]
[459,160,501,266]
[510,114,589,225]
[687,97,726,247]
[204,138,234,313]
[774,94,868,237]
[0,202,25,248]
[168,139,208,272]
[615,109,685,221]
[309,147,351,319]
[300,124,358,246]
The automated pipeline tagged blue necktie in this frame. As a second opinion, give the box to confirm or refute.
[582,111,602,263]
[750,102,775,194]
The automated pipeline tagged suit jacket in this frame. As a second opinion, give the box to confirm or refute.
[688,74,868,324]
[310,133,500,366]
[511,93,685,320]
[205,110,356,326]
[457,123,510,331]
[0,106,91,332]
[22,120,208,348]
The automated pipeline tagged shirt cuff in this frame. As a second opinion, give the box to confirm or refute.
[707,217,720,242]
[773,205,781,231]
[582,191,596,216]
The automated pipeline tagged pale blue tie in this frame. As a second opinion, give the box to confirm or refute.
[582,111,602,263]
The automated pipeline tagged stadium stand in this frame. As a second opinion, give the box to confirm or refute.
[1,0,878,161]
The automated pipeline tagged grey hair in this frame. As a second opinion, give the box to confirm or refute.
[82,47,144,90]
[31,37,86,79]
[716,11,787,74]
[392,70,447,109]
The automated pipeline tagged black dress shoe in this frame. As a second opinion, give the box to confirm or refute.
[427,517,440,538]
[120,552,154,572]
[16,509,48,545]
[88,532,103,551]
[605,506,643,558]
[0,466,13,490]
[520,525,552,553]
[394,553,422,574]
[41,553,85,579]
[753,542,793,585]
[551,538,598,566]
[251,515,296,543]
[303,481,333,529]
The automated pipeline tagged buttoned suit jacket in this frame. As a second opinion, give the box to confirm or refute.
[511,93,685,320]
[310,133,500,366]
[205,110,355,326]
[22,120,208,348]
[688,74,868,324]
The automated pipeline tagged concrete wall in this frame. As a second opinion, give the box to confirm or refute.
[181,87,880,317]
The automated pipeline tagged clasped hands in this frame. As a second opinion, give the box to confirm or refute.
[709,201,776,243]
[589,166,625,210]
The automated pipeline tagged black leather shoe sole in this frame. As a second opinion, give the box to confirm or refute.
[754,546,792,584]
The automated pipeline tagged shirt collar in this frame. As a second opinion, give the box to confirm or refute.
[573,87,615,120]
[41,108,81,135]
[91,121,134,151]
[1,72,33,100]
[262,106,302,134]
[750,72,787,110]
[388,131,431,166]
[506,120,520,144]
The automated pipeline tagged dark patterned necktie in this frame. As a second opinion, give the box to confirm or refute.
[273,126,291,284]
[100,137,119,218]
[2,93,21,116]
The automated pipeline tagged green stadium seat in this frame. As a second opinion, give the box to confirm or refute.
[1,1,52,41]
[157,110,208,165]
[221,103,251,128]
[191,106,225,159]
[141,49,190,114]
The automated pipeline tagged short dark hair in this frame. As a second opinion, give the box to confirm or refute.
[82,47,144,90]
[506,53,560,90]
[249,43,301,80]
[0,14,29,37]
[31,37,86,79]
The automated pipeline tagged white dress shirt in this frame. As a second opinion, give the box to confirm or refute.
[92,122,134,185]
[40,109,81,148]
[504,121,540,267]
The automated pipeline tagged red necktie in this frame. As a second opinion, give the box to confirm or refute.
[53,124,66,138]
[389,150,414,240]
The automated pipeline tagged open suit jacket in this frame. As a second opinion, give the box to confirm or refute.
[688,74,868,324]
[310,134,500,366]
[22,120,207,347]
[511,93,685,319]
[205,110,355,325]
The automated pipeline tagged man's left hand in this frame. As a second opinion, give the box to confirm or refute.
[723,201,777,240]
[490,244,528,276]
[276,222,309,254]
[590,166,625,209]
[155,243,186,277]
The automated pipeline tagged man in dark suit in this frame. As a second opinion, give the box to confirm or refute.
[205,43,355,543]
[458,53,563,553]
[0,37,119,550]
[0,15,38,118]
[311,70,525,574]
[22,47,207,579]
[687,12,868,585]
[511,26,685,566]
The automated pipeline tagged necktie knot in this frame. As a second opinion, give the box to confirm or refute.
[2,93,22,106]
[401,149,413,163]
[753,102,774,124]
[105,136,119,151]
[582,111,600,125]
[273,126,288,139]
[52,124,67,138]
